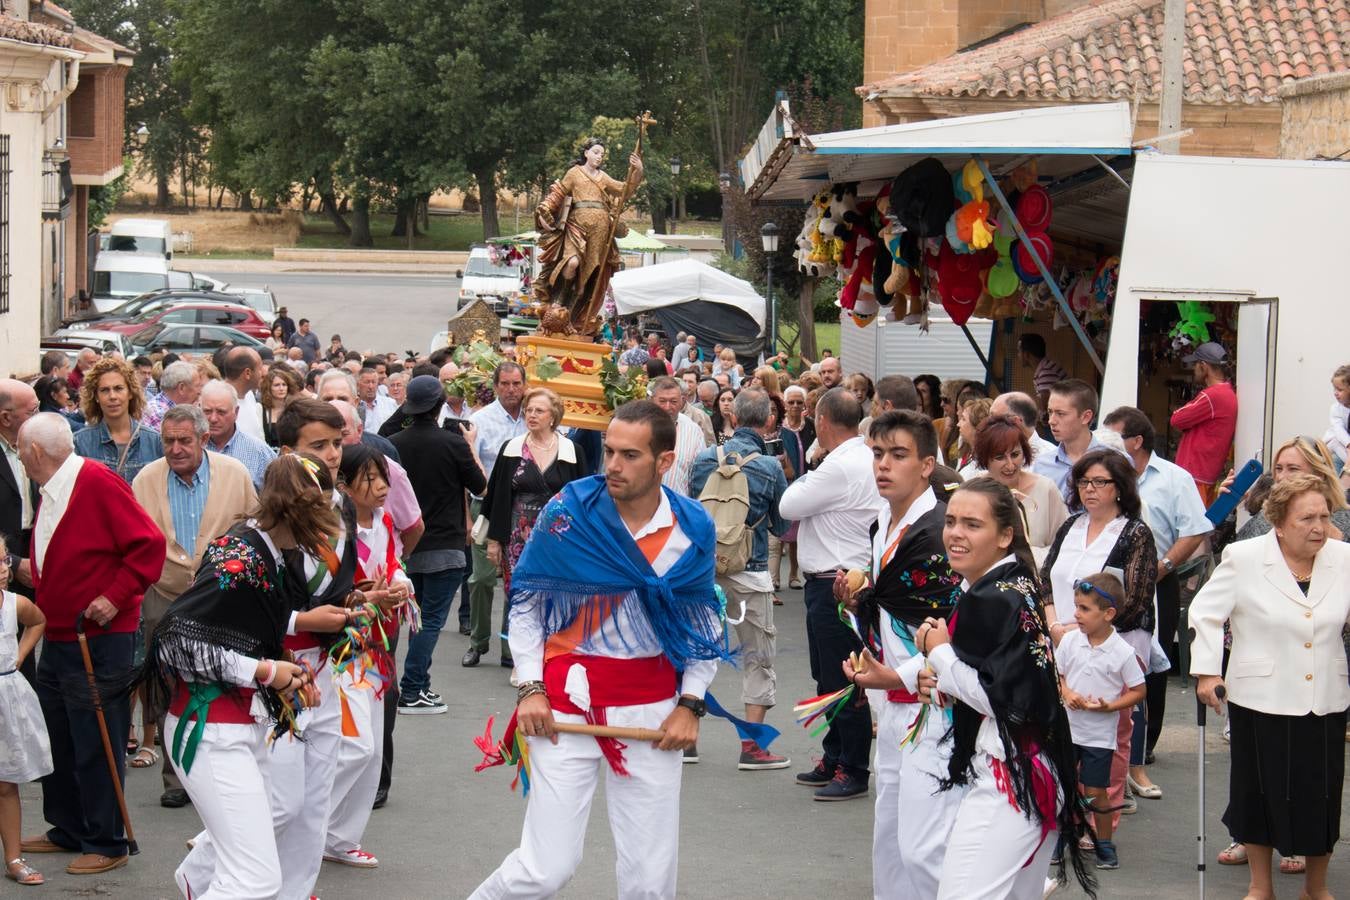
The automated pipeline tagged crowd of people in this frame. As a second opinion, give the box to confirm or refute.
[0,313,1344,900]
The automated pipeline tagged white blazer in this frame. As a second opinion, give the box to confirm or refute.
[1190,529,1350,716]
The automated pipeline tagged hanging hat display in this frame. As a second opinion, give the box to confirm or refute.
[1012,233,1054,284]
[1014,185,1052,232]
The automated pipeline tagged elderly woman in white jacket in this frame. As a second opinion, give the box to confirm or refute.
[1192,473,1350,900]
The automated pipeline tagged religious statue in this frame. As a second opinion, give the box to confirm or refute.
[533,114,652,338]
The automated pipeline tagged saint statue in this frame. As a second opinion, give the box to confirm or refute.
[533,136,645,337]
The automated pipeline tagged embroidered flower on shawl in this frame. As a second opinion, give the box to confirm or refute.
[206,536,272,592]
[995,575,1053,669]
[897,554,962,603]
[542,503,573,540]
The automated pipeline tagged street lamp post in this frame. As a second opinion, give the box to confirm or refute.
[718,171,732,254]
[668,156,682,233]
[760,221,779,357]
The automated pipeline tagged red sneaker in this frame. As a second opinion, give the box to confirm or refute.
[738,740,791,770]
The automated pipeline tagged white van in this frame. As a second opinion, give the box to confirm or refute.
[457,245,525,315]
[106,218,174,262]
[92,253,170,312]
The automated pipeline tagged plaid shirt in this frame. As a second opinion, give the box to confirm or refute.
[470,399,526,488]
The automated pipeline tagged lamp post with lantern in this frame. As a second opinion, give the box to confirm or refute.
[718,170,732,254]
[668,156,682,233]
[761,221,780,356]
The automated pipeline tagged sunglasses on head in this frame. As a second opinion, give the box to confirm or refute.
[1076,580,1117,607]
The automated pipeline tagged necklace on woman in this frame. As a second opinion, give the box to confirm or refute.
[528,434,558,453]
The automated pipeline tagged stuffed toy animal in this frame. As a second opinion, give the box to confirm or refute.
[986,226,1019,299]
[796,192,837,278]
[890,158,955,239]
[1169,301,1215,348]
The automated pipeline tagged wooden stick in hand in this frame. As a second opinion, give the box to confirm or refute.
[553,722,665,742]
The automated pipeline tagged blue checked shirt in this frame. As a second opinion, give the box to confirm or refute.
[167,454,211,557]
[470,399,526,487]
[209,427,277,490]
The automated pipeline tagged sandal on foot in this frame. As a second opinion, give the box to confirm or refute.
[129,746,160,768]
[1218,842,1249,865]
[1280,855,1307,875]
[5,859,44,885]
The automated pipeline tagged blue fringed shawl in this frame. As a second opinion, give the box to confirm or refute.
[507,475,732,669]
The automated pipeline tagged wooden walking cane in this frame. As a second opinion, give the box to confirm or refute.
[75,615,139,856]
[553,722,666,742]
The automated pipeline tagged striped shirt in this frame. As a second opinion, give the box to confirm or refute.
[1033,357,1069,395]
[664,412,705,496]
[471,400,526,486]
[208,427,277,490]
[167,454,211,558]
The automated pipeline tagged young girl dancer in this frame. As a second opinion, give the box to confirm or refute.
[916,477,1094,899]
[142,454,337,899]
[0,543,52,887]
[324,444,412,868]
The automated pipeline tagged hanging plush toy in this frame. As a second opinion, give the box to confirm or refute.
[987,226,1019,299]
[1169,301,1215,350]
[1092,256,1120,306]
[796,191,836,278]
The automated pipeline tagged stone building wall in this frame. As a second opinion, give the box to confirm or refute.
[1279,73,1350,160]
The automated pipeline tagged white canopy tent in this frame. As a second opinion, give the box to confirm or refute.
[611,259,766,360]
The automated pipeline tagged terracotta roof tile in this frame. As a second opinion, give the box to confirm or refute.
[0,14,73,49]
[861,0,1350,104]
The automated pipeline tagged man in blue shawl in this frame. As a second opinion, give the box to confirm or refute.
[472,400,730,900]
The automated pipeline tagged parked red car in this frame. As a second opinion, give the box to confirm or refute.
[97,302,272,340]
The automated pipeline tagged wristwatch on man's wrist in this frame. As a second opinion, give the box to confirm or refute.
[676,695,707,718]
[1161,556,1175,573]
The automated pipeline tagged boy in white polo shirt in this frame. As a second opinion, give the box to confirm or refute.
[1052,571,1147,871]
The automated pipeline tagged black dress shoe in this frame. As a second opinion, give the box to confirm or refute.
[371,788,388,810]
[160,788,191,808]
[459,623,471,635]
[461,647,482,667]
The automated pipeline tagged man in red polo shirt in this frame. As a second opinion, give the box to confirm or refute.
[16,413,164,875]
[1170,342,1237,505]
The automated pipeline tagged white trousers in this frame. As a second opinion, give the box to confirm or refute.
[269,649,342,900]
[894,706,964,899]
[324,669,384,855]
[872,701,907,899]
[873,701,964,900]
[470,698,682,900]
[169,716,282,900]
[937,753,1057,900]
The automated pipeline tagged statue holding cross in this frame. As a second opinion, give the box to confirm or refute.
[532,112,654,338]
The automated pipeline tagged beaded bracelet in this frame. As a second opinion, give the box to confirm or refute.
[516,681,546,703]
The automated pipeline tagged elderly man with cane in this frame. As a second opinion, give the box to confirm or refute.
[16,413,164,875]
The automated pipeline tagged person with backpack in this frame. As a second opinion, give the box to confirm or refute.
[689,389,792,770]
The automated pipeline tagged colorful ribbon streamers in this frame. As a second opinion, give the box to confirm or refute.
[473,713,532,796]
[793,684,856,738]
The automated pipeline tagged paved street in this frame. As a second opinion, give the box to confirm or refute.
[195,266,461,358]
[18,578,1350,899]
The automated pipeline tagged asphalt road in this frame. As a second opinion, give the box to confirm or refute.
[203,270,461,358]
[19,581,1350,899]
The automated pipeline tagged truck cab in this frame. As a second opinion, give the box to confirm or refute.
[458,245,524,315]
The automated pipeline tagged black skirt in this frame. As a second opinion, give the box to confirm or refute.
[1224,701,1347,856]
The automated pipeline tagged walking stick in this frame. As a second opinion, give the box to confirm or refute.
[75,615,139,856]
[553,722,665,742]
[1197,683,1225,897]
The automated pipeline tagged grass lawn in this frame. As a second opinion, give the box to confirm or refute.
[812,321,841,359]
[297,213,727,252]
[298,213,490,251]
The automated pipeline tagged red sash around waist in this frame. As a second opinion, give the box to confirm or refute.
[283,631,318,653]
[169,680,256,725]
[886,687,921,704]
[543,652,678,715]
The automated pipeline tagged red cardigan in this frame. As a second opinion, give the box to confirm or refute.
[31,458,166,641]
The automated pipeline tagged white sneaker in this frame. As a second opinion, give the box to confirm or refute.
[323,847,378,868]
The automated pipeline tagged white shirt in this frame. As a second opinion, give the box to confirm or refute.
[663,413,704,496]
[1,435,33,530]
[509,489,719,700]
[1056,628,1145,749]
[235,389,266,443]
[34,454,84,570]
[1029,432,1056,463]
[873,489,938,694]
[360,394,399,435]
[1048,515,1127,624]
[354,506,414,592]
[779,435,882,573]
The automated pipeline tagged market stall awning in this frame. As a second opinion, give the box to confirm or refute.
[744,102,1134,205]
[611,259,765,328]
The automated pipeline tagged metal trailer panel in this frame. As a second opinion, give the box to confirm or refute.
[841,316,994,385]
[1102,152,1350,467]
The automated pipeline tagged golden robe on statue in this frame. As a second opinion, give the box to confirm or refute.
[533,162,640,333]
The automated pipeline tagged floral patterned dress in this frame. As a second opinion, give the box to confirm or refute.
[502,445,572,594]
